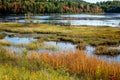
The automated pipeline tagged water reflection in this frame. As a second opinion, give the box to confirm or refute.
[4,36,36,44]
[0,13,120,27]
[2,35,120,62]
[85,45,120,62]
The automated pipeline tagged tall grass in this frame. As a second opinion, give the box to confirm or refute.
[39,51,120,80]
[95,46,120,56]
[0,40,10,46]
[0,64,75,80]
[0,46,120,80]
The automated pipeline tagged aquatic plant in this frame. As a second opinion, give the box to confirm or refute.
[26,41,43,50]
[22,49,28,56]
[0,40,10,46]
[95,46,120,56]
[1,22,120,47]
[0,46,120,80]
[1,22,120,79]
[76,42,87,50]
[0,33,7,39]
[43,44,58,51]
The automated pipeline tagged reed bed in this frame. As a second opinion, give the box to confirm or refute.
[37,50,120,80]
[1,45,120,80]
[95,46,120,56]
[1,23,120,47]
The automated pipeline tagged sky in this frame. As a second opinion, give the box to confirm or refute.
[83,0,113,3]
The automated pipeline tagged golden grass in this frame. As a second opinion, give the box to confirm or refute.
[0,40,10,46]
[27,50,120,80]
[95,46,120,56]
[0,22,120,46]
[1,45,120,80]
[1,23,120,79]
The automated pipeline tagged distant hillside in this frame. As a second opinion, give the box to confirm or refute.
[0,0,119,14]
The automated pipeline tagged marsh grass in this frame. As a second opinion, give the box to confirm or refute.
[43,44,58,51]
[76,42,87,50]
[95,46,120,56]
[90,39,120,47]
[1,23,120,47]
[0,45,120,80]
[0,33,7,39]
[0,40,10,46]
[1,23,120,79]
[0,64,75,80]
[26,41,43,50]
[1,23,120,56]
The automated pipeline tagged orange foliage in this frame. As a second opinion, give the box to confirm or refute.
[28,50,120,80]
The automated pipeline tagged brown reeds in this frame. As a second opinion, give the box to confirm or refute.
[28,50,120,80]
[1,46,120,80]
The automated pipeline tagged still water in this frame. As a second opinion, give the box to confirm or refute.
[0,13,120,27]
[2,35,120,62]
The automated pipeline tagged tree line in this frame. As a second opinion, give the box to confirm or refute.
[0,0,119,14]
[97,1,120,13]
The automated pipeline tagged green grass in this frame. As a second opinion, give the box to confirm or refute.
[26,40,43,50]
[43,44,58,51]
[0,46,87,80]
[0,22,120,47]
[95,46,120,56]
[1,45,120,80]
[1,22,120,56]
[0,33,7,39]
[0,63,75,80]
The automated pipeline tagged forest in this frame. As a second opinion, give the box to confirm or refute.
[0,0,120,14]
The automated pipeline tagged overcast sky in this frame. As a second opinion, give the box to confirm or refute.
[83,0,113,3]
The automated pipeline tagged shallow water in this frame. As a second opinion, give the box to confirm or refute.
[44,41,76,51]
[0,13,120,27]
[2,36,76,52]
[4,41,76,53]
[4,36,36,44]
[85,45,95,55]
[85,45,120,62]
[2,35,120,62]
